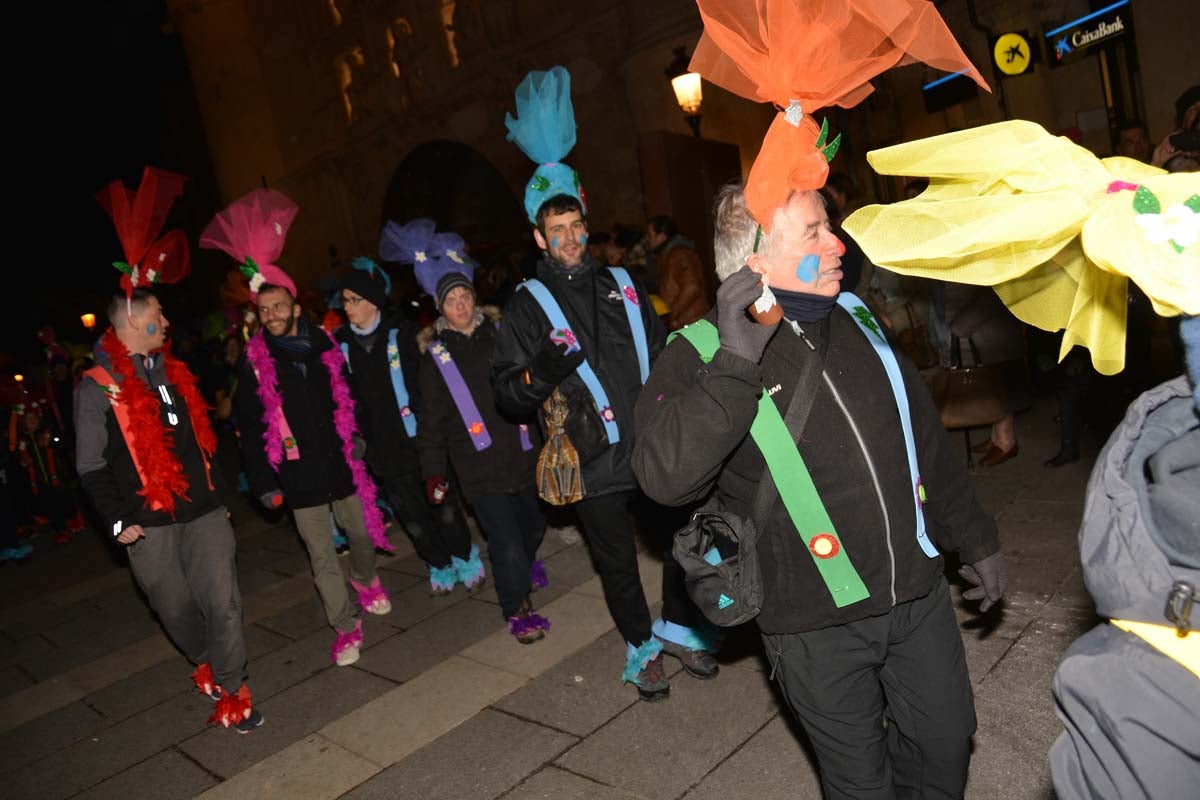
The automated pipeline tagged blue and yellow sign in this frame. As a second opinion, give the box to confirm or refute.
[1046,0,1129,67]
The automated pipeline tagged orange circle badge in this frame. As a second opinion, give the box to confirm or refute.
[809,533,840,559]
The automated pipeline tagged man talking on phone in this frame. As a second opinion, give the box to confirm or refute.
[633,181,1005,797]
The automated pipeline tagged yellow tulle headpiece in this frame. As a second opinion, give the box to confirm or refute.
[843,120,1200,375]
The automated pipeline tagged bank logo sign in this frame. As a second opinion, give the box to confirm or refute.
[1046,0,1130,66]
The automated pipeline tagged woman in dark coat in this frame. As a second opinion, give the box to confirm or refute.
[412,228,550,643]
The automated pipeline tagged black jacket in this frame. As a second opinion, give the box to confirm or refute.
[492,255,667,498]
[237,325,356,508]
[334,313,421,479]
[75,343,222,532]
[632,306,999,633]
[416,307,541,503]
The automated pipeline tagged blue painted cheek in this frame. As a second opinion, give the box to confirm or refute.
[579,233,588,246]
[796,255,820,283]
[146,323,158,335]
[551,236,561,249]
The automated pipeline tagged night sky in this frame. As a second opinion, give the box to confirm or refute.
[15,0,219,368]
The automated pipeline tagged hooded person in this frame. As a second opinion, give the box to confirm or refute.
[204,189,395,669]
[335,238,481,597]
[74,166,263,733]
[405,223,550,643]
[632,3,1007,796]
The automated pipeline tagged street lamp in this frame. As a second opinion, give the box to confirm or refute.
[80,313,96,331]
[665,46,703,138]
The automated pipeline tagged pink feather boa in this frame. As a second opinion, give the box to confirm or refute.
[244,333,287,467]
[246,328,392,552]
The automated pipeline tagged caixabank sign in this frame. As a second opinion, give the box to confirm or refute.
[1046,0,1130,67]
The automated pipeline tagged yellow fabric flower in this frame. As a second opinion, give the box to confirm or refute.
[843,120,1199,375]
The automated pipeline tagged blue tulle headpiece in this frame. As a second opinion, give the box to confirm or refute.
[505,66,586,224]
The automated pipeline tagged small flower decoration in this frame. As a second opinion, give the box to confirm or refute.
[400,406,412,417]
[273,222,283,236]
[469,421,485,436]
[102,383,121,400]
[1132,188,1200,253]
[283,436,297,449]
[808,533,840,559]
[601,406,615,422]
[249,272,266,293]
[622,286,639,305]
[550,328,578,350]
[438,351,452,364]
[445,249,464,264]
[415,251,427,263]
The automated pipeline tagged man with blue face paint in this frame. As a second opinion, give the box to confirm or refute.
[635,181,1006,799]
[494,66,716,701]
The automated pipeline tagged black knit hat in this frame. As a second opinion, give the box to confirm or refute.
[342,266,389,310]
[435,271,475,309]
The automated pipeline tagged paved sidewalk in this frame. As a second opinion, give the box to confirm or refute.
[1,394,1100,800]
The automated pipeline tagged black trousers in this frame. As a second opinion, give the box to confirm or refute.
[378,464,470,569]
[763,577,975,800]
[473,488,546,618]
[573,490,693,647]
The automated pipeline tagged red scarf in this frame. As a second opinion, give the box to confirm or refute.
[100,328,217,515]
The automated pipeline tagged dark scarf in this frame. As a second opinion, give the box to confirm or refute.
[774,287,838,324]
[267,318,314,375]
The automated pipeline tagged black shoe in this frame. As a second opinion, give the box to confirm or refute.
[235,708,265,734]
[659,639,720,680]
[1044,445,1080,467]
[633,655,670,702]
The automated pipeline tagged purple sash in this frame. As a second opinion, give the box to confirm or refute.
[429,339,493,452]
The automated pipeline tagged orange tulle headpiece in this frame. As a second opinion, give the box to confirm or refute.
[690,0,989,229]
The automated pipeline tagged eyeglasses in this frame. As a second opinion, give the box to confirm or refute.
[343,296,367,306]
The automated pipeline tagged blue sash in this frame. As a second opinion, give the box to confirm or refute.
[837,293,938,558]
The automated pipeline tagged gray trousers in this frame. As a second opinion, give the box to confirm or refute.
[127,507,247,691]
[293,494,380,634]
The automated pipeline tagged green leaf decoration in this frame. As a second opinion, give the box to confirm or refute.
[1132,185,1161,215]
[112,261,132,275]
[815,117,829,149]
[572,170,581,190]
[238,256,260,279]
[851,306,884,343]
[821,133,842,163]
[1171,240,1185,254]
[531,174,551,192]
[1183,194,1200,214]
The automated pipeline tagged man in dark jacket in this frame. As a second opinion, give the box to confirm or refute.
[334,260,478,596]
[493,192,712,700]
[76,290,261,732]
[646,215,713,330]
[633,183,1006,798]
[238,281,392,668]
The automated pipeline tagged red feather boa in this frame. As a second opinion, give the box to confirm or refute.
[101,328,217,515]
